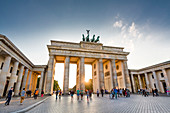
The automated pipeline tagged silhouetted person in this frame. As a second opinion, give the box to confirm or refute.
[101,89,104,97]
[5,87,13,106]
[152,88,155,97]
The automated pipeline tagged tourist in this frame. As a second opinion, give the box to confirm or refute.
[138,89,140,94]
[77,88,80,100]
[89,89,92,100]
[125,88,127,97]
[70,90,74,100]
[119,88,122,97]
[41,90,44,97]
[80,89,83,100]
[152,88,155,97]
[97,89,99,97]
[56,90,58,100]
[123,88,125,97]
[117,88,120,97]
[59,90,62,99]
[114,87,118,99]
[101,89,104,97]
[111,89,114,99]
[87,90,89,101]
[34,89,39,99]
[5,87,13,106]
[155,88,159,96]
[20,88,26,105]
[142,89,145,96]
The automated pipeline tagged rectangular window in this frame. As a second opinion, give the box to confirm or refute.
[10,67,13,73]
[0,62,4,69]
[161,73,164,78]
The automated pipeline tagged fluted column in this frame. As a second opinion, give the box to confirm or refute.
[152,71,160,91]
[99,58,104,90]
[144,73,150,89]
[121,61,126,88]
[138,74,142,89]
[46,55,55,95]
[14,65,24,96]
[0,56,12,97]
[63,56,70,94]
[111,59,118,88]
[21,68,29,90]
[80,57,85,91]
[27,71,32,90]
[123,61,131,91]
[162,69,170,87]
[39,71,44,95]
[131,74,136,93]
[7,61,19,93]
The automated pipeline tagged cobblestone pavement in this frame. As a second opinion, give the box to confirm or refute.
[27,94,170,113]
[0,96,47,113]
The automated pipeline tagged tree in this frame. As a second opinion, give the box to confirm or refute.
[53,80,60,91]
[85,79,93,91]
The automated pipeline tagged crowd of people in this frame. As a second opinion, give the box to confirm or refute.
[4,87,45,106]
[137,88,159,97]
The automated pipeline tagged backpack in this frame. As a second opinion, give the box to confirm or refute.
[35,90,39,95]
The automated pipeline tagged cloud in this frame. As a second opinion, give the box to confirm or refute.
[113,20,122,28]
[129,22,143,38]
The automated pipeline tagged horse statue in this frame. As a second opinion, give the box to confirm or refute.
[91,35,95,42]
[86,34,90,42]
[82,34,85,41]
[95,36,100,42]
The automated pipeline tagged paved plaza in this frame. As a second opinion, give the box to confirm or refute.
[26,94,170,113]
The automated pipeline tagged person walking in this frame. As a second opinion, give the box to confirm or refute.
[89,89,92,100]
[77,88,80,100]
[5,87,13,106]
[97,89,99,97]
[155,88,159,96]
[80,89,83,100]
[119,88,122,97]
[114,88,118,99]
[101,89,104,97]
[41,90,44,97]
[70,90,74,100]
[87,90,89,101]
[56,90,58,100]
[34,89,39,99]
[59,90,62,99]
[20,88,26,105]
[111,89,114,99]
[152,88,155,97]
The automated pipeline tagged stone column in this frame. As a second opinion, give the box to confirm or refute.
[21,68,29,90]
[14,65,24,96]
[138,74,142,89]
[7,61,19,93]
[99,58,104,90]
[46,55,55,95]
[43,71,47,93]
[0,56,12,97]
[130,74,136,93]
[121,61,126,88]
[27,71,32,90]
[80,57,85,91]
[63,56,70,94]
[39,71,44,95]
[144,73,150,89]
[162,69,170,87]
[111,59,117,88]
[123,61,132,91]
[152,71,160,91]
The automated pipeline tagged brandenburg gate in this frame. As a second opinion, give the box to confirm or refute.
[44,32,132,95]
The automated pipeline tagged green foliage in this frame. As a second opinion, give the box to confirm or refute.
[53,80,60,91]
[85,79,93,91]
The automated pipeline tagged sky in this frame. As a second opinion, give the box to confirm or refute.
[0,0,170,89]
